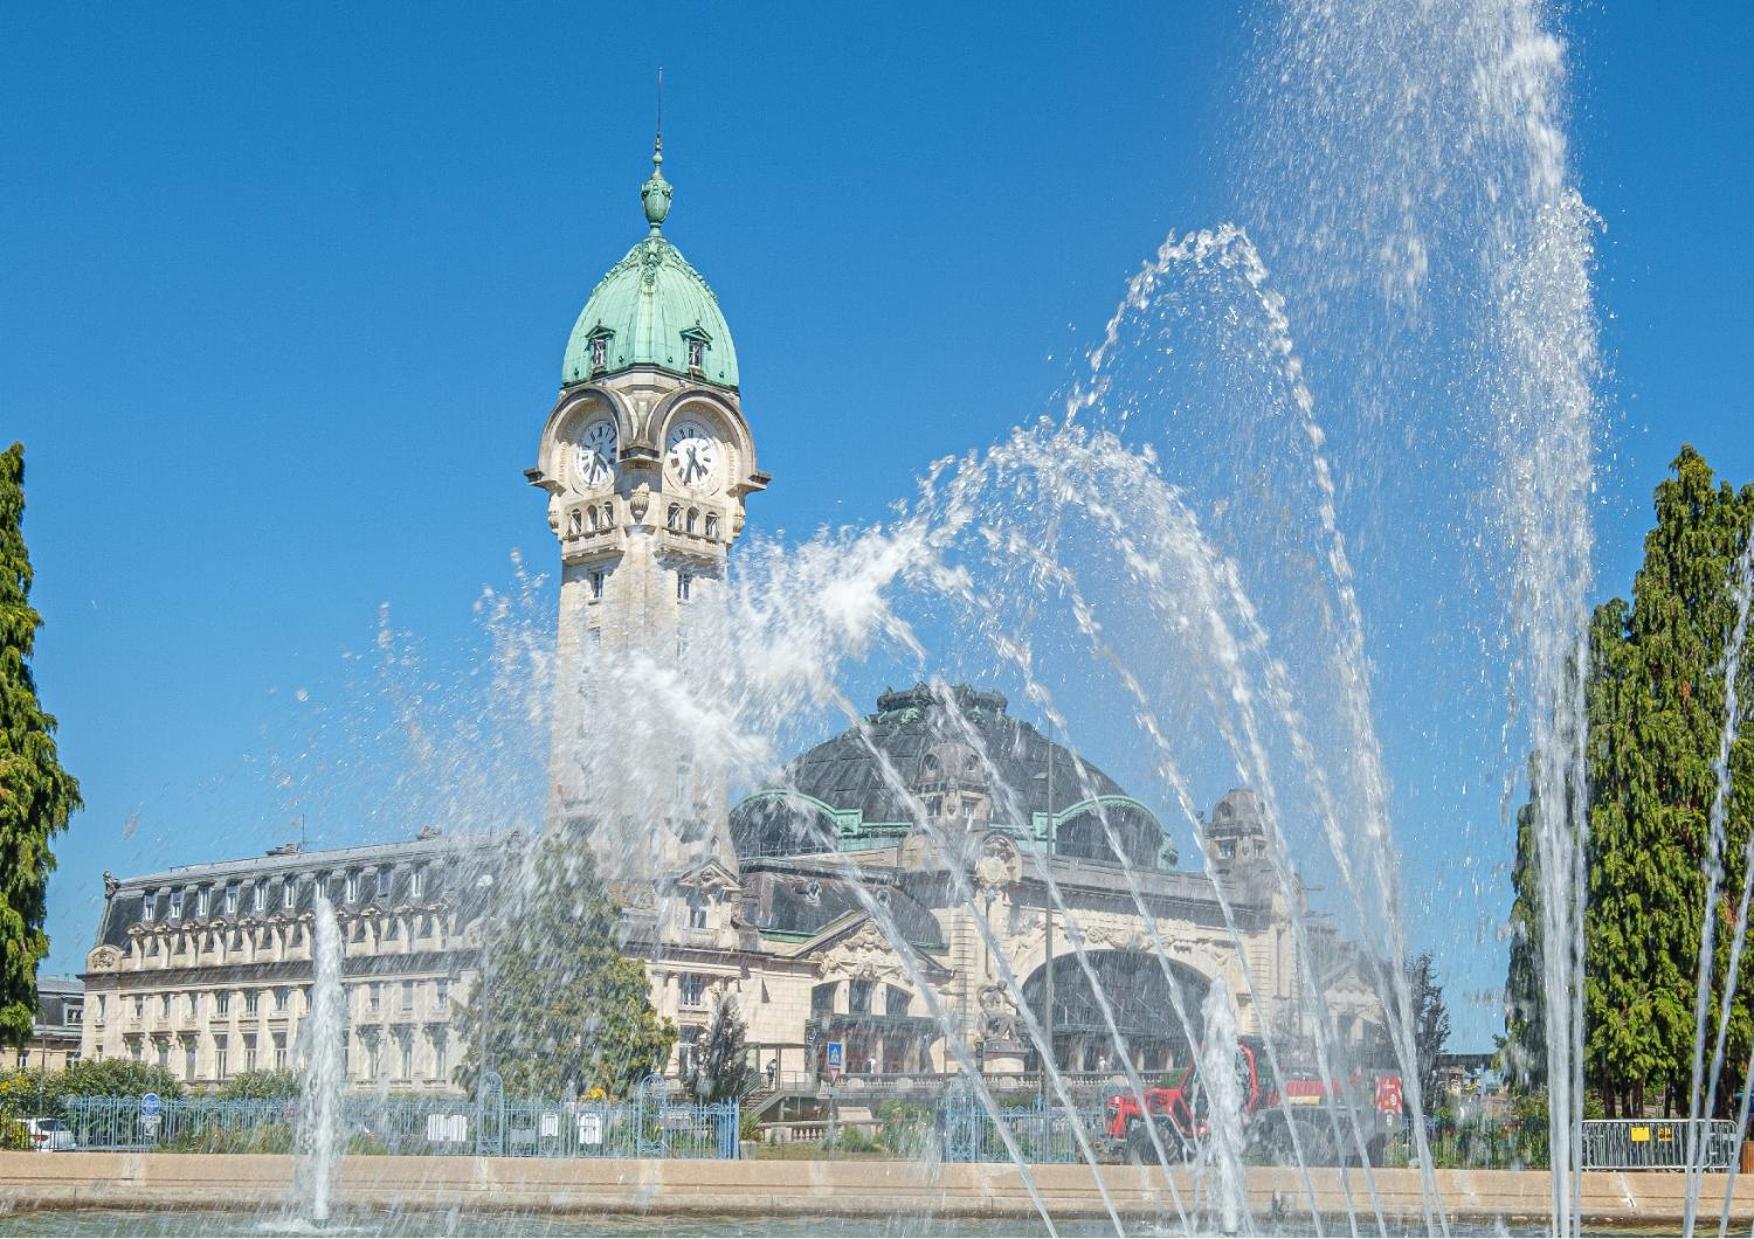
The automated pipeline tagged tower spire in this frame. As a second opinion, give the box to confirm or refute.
[641,67,672,233]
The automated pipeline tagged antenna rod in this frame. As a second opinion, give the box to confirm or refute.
[656,66,664,148]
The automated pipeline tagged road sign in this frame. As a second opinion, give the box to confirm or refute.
[140,1093,161,1118]
[826,1040,844,1082]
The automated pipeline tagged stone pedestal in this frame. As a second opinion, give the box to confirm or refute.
[982,1039,1027,1076]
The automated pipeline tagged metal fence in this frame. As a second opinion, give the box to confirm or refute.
[940,1095,1105,1164]
[60,1088,739,1161]
[1580,1118,1739,1171]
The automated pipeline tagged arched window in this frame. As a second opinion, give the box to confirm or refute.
[667,505,682,532]
[586,506,599,533]
[568,509,582,536]
[704,513,720,540]
[686,508,699,535]
[601,503,614,528]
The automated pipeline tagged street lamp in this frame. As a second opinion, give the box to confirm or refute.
[1033,721,1057,1096]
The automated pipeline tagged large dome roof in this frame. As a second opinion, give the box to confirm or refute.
[730,684,1173,869]
[561,144,739,390]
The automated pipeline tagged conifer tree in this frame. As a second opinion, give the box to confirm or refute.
[0,444,80,1046]
[688,992,749,1104]
[455,836,676,1100]
[1511,446,1754,1115]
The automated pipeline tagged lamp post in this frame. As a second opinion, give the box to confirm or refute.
[1035,722,1057,1098]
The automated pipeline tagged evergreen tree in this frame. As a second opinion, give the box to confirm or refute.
[455,836,675,1101]
[1501,778,1547,1091]
[688,993,749,1104]
[1407,951,1451,1107]
[0,444,80,1046]
[1511,446,1754,1115]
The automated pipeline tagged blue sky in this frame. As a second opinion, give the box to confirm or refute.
[4,2,1752,1048]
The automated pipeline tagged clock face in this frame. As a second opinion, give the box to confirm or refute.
[576,418,617,490]
[665,419,721,493]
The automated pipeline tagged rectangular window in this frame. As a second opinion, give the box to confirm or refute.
[216,992,230,1017]
[411,867,426,898]
[141,891,155,923]
[254,880,266,913]
[376,866,391,899]
[224,884,239,915]
[345,871,360,903]
[849,979,873,1016]
[133,995,144,1021]
[367,1037,382,1080]
[282,878,296,910]
[129,1041,143,1063]
[368,982,381,1013]
[65,1005,82,1026]
[273,1034,287,1073]
[274,987,287,1012]
[95,995,106,1024]
[245,990,260,1016]
[433,1031,448,1081]
[155,1041,169,1071]
[886,985,911,1017]
[215,1038,229,1080]
[168,890,184,920]
[679,974,707,1008]
[183,1039,196,1081]
[244,1036,257,1074]
[589,569,605,601]
[65,1050,80,1067]
[688,900,709,930]
[160,994,171,1019]
[196,886,210,917]
[398,1033,413,1080]
[677,573,692,603]
[401,980,415,1012]
[435,978,449,1008]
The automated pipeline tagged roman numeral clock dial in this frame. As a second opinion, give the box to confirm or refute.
[665,419,721,493]
[576,418,617,489]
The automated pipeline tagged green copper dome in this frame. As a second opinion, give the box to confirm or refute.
[561,142,739,390]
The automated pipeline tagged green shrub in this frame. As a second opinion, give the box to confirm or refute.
[217,1070,299,1100]
[58,1060,184,1100]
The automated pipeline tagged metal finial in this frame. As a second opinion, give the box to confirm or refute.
[641,66,672,232]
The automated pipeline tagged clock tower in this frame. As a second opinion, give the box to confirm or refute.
[528,138,767,883]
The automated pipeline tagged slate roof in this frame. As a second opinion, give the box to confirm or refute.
[738,861,946,951]
[89,833,508,953]
[734,683,1130,832]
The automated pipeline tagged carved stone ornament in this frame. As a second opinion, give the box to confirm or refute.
[103,870,120,899]
[973,832,1022,891]
[978,983,1020,1043]
[628,482,652,524]
[816,921,906,983]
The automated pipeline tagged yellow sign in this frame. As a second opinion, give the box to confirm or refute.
[1630,1126,1650,1143]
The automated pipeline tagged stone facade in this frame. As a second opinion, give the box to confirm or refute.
[80,835,496,1091]
[14,976,83,1074]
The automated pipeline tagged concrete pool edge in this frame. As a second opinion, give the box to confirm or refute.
[2,1153,1750,1227]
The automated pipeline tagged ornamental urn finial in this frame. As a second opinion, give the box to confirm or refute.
[641,135,671,233]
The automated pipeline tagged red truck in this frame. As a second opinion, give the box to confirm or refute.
[1103,1041,1403,1166]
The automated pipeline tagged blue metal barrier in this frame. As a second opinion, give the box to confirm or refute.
[59,1091,740,1160]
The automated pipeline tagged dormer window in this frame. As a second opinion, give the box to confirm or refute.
[142,891,155,924]
[168,890,184,920]
[686,337,705,372]
[589,333,610,372]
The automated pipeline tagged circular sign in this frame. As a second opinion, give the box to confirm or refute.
[140,1092,162,1118]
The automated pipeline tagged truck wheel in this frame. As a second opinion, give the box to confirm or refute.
[1125,1121,1152,1165]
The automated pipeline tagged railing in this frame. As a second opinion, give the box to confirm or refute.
[59,1091,740,1161]
[1580,1118,1739,1171]
[940,1097,1105,1164]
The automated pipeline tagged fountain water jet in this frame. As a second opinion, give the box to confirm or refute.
[294,894,346,1226]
